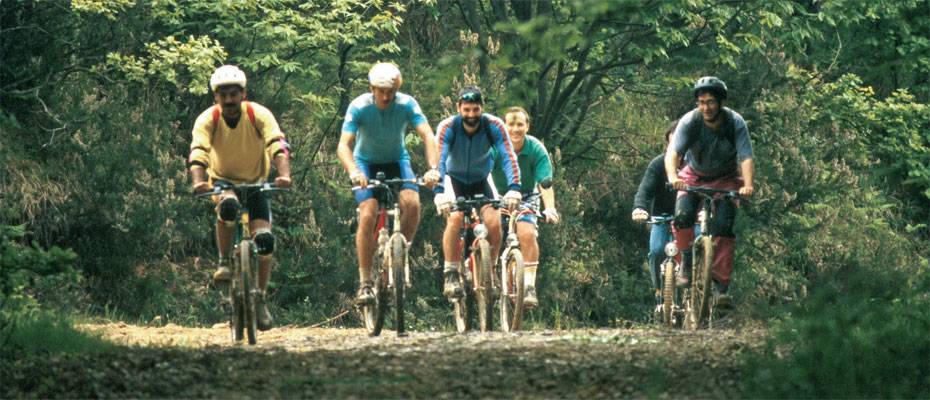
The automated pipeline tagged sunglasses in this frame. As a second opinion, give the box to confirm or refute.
[458,91,483,104]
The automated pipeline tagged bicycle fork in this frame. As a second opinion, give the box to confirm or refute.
[384,207,412,290]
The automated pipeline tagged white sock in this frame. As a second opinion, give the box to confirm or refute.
[444,261,461,273]
[524,262,538,288]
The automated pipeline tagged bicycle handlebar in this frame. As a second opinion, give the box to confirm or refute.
[647,214,674,225]
[451,196,501,213]
[195,182,288,198]
[351,177,426,191]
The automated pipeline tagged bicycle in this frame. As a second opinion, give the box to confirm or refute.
[446,194,501,333]
[646,215,684,328]
[680,185,741,330]
[197,182,287,345]
[497,193,544,332]
[353,172,424,337]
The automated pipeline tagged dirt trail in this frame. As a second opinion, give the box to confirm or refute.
[3,323,766,398]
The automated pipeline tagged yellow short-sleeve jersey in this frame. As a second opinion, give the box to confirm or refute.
[188,101,288,184]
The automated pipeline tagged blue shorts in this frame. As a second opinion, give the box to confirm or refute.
[353,159,418,203]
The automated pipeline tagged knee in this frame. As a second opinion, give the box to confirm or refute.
[710,200,737,238]
[673,196,697,229]
[446,213,464,230]
[216,195,240,224]
[517,224,537,244]
[253,228,275,256]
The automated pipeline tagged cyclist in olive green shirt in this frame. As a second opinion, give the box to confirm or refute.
[490,106,560,307]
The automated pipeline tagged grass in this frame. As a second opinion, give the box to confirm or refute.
[1,310,113,358]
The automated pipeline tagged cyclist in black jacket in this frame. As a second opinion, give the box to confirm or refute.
[632,120,693,309]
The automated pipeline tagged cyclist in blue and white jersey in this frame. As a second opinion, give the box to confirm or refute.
[337,62,441,305]
[433,87,522,297]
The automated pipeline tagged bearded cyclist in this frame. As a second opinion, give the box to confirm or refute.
[434,87,522,297]
[188,65,292,331]
[490,106,559,307]
[337,62,440,305]
[665,76,755,308]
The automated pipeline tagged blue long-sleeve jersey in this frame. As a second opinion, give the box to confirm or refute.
[434,114,520,193]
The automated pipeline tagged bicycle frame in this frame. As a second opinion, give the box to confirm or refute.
[681,185,740,330]
[196,182,286,345]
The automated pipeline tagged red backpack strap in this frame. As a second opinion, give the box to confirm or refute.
[244,101,261,139]
[210,105,221,144]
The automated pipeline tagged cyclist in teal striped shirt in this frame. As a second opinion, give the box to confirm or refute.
[490,106,561,307]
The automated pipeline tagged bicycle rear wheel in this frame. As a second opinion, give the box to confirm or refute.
[662,258,676,328]
[474,239,494,332]
[391,236,406,336]
[362,247,387,337]
[500,249,525,332]
[686,236,714,330]
[240,241,258,345]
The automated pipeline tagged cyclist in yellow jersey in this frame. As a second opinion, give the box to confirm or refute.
[188,65,292,331]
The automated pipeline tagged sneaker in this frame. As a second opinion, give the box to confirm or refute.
[355,282,375,306]
[213,266,232,282]
[714,291,732,309]
[256,293,273,331]
[443,270,463,298]
[653,303,664,323]
[523,286,538,308]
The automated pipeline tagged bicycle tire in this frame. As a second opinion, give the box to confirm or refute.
[240,241,258,345]
[391,236,406,336]
[662,258,675,328]
[229,278,244,342]
[362,246,387,337]
[453,259,470,332]
[500,249,525,332]
[687,236,714,330]
[475,239,494,332]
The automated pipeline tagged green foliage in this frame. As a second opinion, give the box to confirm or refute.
[0,311,112,359]
[745,264,930,398]
[0,225,97,358]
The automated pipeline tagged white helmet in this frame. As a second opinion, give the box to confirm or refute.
[368,62,401,88]
[210,65,247,92]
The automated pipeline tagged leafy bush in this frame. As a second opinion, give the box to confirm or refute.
[745,263,930,398]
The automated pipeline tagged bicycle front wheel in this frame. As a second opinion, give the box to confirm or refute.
[240,241,258,345]
[662,258,676,328]
[452,259,471,333]
[686,236,714,330]
[500,249,525,332]
[391,236,406,336]
[362,246,388,337]
[474,239,494,332]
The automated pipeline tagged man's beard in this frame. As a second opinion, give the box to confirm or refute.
[463,117,480,128]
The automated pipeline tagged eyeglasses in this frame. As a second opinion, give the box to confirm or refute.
[459,91,483,104]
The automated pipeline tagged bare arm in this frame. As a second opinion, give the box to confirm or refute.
[337,132,359,175]
[739,158,755,196]
[190,166,210,193]
[415,122,439,169]
[272,154,292,188]
[540,185,556,211]
[665,148,684,190]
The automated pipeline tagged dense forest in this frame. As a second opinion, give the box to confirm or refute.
[1,0,928,397]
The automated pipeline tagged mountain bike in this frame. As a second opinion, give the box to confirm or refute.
[646,215,684,328]
[497,193,543,332]
[354,172,425,337]
[197,182,287,345]
[448,194,501,333]
[681,185,741,331]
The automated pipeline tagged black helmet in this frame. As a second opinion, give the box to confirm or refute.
[693,76,727,100]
